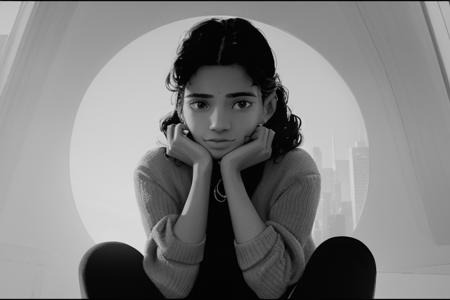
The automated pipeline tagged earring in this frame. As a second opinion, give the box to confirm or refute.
[181,122,190,135]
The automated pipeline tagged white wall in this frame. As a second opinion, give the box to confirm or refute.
[0,35,7,57]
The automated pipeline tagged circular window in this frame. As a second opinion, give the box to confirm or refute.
[70,16,369,253]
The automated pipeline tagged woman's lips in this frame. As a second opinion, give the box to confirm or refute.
[206,140,233,148]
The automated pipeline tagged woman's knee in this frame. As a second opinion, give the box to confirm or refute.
[295,236,377,298]
[79,242,145,297]
[310,236,377,274]
[78,242,161,299]
[79,241,143,277]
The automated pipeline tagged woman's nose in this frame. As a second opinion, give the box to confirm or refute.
[209,108,231,131]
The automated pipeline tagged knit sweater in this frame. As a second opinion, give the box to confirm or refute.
[133,146,321,299]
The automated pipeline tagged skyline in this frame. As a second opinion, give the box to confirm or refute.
[312,140,369,245]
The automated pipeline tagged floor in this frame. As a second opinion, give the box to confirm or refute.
[375,270,450,298]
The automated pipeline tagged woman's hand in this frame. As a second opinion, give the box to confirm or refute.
[165,123,212,167]
[221,124,275,172]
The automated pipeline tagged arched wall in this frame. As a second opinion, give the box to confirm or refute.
[0,1,450,297]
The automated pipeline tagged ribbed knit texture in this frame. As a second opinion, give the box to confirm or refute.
[133,147,321,298]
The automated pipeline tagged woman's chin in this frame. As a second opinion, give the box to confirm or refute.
[204,141,243,160]
[207,147,233,160]
[208,149,226,160]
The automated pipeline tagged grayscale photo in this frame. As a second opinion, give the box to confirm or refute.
[0,1,449,298]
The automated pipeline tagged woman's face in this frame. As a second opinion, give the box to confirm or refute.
[180,64,276,160]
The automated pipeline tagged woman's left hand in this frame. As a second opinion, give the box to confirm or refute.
[221,124,275,172]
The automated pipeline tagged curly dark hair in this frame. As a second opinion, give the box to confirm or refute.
[159,17,303,165]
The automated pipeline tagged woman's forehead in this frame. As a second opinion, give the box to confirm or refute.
[185,65,258,95]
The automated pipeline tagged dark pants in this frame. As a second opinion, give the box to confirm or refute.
[79,236,376,299]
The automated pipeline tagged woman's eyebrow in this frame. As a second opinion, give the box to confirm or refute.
[227,92,257,98]
[185,92,257,99]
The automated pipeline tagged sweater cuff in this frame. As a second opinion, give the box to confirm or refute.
[152,214,205,265]
[234,225,278,271]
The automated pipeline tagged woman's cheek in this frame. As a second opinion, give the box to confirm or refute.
[244,126,258,143]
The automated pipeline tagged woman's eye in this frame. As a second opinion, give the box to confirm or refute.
[190,101,208,110]
[234,100,252,110]
[189,100,252,111]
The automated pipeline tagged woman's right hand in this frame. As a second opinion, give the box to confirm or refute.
[165,123,212,167]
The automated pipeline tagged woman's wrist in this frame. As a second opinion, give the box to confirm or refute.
[194,157,213,171]
[219,157,238,175]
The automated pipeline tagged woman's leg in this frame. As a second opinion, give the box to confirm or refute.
[79,241,164,299]
[289,236,377,299]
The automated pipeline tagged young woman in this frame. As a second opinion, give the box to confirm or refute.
[79,17,377,299]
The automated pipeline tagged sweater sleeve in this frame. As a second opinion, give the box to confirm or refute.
[134,167,205,298]
[234,173,321,298]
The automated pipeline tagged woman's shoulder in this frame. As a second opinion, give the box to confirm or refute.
[252,148,320,207]
[266,147,320,178]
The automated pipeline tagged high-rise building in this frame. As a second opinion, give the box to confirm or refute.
[321,191,332,238]
[327,213,346,237]
[349,141,369,226]
[322,167,337,214]
[312,146,323,170]
[340,200,354,234]
[334,180,341,204]
[335,159,351,203]
[321,167,335,195]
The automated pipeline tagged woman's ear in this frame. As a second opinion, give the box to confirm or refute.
[263,91,278,123]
